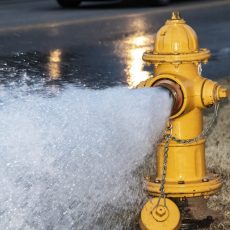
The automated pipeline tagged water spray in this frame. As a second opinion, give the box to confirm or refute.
[0,86,172,229]
[138,12,229,230]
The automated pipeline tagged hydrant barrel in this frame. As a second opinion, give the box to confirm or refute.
[138,11,228,199]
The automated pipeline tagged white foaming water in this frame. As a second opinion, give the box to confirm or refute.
[0,86,171,230]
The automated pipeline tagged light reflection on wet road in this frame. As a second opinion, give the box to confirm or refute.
[115,33,153,87]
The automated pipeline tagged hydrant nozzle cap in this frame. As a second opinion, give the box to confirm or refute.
[216,85,229,100]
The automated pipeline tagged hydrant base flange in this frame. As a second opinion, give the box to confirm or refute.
[146,174,222,198]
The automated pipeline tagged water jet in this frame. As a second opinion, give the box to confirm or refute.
[0,86,172,229]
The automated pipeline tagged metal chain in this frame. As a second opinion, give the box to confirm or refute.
[157,132,171,208]
[166,103,219,144]
[155,103,220,209]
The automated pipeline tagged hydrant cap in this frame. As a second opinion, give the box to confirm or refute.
[155,12,198,54]
[143,12,211,63]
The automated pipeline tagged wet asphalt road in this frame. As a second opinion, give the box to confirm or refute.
[0,0,230,89]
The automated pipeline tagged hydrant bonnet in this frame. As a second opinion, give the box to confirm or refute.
[143,12,211,63]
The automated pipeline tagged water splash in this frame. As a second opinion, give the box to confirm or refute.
[0,86,171,230]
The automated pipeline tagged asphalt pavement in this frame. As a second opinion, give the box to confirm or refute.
[0,0,229,89]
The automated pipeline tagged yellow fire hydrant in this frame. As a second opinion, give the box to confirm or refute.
[138,12,228,230]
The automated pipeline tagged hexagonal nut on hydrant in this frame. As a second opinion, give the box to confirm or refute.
[156,206,166,217]
[152,206,169,222]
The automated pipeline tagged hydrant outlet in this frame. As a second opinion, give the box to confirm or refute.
[153,79,184,116]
